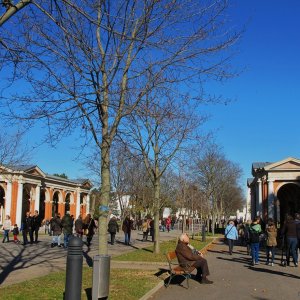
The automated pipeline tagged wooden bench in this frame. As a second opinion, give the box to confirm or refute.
[165,251,195,288]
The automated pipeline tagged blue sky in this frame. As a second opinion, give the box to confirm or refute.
[202,0,300,188]
[2,1,300,194]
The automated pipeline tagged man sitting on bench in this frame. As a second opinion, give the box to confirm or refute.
[175,233,213,284]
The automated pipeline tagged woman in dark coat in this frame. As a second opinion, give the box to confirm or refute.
[108,216,119,245]
[83,213,97,247]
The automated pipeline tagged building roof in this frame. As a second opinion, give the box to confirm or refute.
[1,164,92,189]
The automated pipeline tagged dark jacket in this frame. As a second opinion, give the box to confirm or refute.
[23,216,33,231]
[32,215,42,230]
[281,220,297,238]
[175,240,203,266]
[50,216,62,235]
[75,217,83,234]
[108,218,119,234]
[122,218,133,233]
[61,214,73,234]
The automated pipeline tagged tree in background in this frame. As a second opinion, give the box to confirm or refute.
[0,130,30,168]
[193,143,244,234]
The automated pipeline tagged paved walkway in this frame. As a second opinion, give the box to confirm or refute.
[149,240,300,300]
[0,229,180,287]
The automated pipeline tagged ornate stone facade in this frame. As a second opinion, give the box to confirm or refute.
[0,165,92,226]
[247,157,300,226]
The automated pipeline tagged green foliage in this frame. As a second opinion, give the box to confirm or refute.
[53,173,68,179]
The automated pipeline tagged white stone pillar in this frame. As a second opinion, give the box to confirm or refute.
[256,180,260,216]
[86,194,90,214]
[34,185,41,212]
[267,180,274,219]
[5,180,12,217]
[76,189,81,218]
[246,187,251,221]
[16,180,24,228]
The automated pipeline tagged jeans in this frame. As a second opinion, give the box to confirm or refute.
[287,237,298,265]
[64,233,72,248]
[52,234,61,246]
[124,232,131,245]
[266,246,275,263]
[251,243,260,263]
[2,230,9,242]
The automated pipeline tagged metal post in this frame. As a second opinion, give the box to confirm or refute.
[201,223,206,242]
[65,236,83,300]
[92,255,111,299]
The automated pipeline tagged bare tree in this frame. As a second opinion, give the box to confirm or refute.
[0,1,241,255]
[0,130,30,168]
[125,88,202,253]
[0,0,31,26]
[193,143,243,234]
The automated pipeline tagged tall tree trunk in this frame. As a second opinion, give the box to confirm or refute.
[99,134,110,255]
[153,179,160,254]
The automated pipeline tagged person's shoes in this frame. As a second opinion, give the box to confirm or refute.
[251,261,255,266]
[255,262,259,265]
[201,278,213,284]
[295,263,298,267]
[271,263,274,266]
[51,243,55,248]
[57,245,62,248]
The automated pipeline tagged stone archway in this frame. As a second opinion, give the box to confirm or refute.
[65,193,71,214]
[0,185,5,224]
[22,184,31,221]
[39,188,46,219]
[277,183,300,224]
[52,191,60,217]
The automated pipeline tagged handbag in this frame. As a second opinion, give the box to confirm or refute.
[84,220,92,235]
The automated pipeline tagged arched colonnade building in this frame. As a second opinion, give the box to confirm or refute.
[247,157,300,227]
[0,164,92,227]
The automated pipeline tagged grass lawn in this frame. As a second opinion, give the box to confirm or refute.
[0,237,214,299]
[113,237,213,262]
[0,268,161,300]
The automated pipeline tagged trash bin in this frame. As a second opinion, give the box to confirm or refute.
[92,255,111,299]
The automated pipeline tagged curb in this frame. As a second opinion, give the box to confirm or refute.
[138,237,217,300]
[139,281,165,300]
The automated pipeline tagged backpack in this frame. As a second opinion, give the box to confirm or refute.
[249,226,260,243]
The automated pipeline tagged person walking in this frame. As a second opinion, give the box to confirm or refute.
[142,218,149,241]
[61,211,73,248]
[83,213,97,247]
[74,215,83,238]
[249,216,262,265]
[32,210,42,243]
[2,215,12,243]
[224,220,238,255]
[108,216,119,245]
[265,219,277,266]
[50,213,62,247]
[122,216,133,245]
[281,214,298,267]
[12,224,20,243]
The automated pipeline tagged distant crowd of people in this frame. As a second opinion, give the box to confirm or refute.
[1,210,98,249]
[224,213,300,267]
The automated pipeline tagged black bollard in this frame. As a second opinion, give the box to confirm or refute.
[65,236,83,300]
[201,224,206,242]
